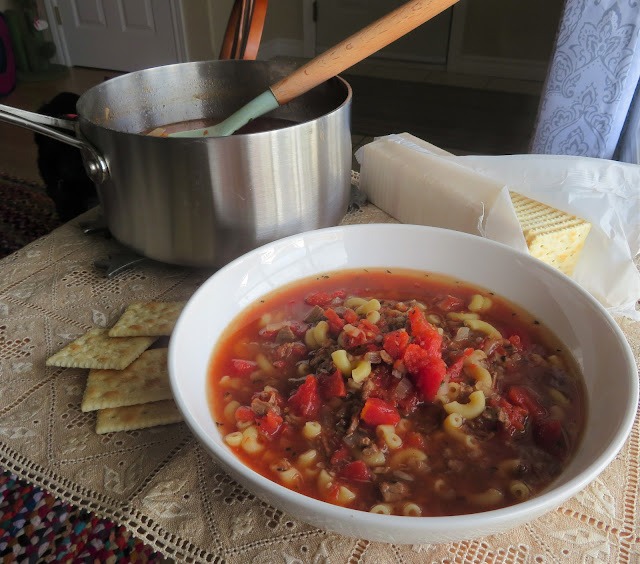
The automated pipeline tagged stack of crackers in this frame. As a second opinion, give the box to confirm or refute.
[46,302,186,434]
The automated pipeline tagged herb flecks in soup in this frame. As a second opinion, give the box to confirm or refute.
[208,269,585,517]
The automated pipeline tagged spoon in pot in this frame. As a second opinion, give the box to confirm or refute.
[168,0,459,138]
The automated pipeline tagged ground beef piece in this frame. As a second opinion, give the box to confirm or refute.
[385,314,408,331]
[361,444,383,460]
[305,305,325,323]
[319,432,335,460]
[346,412,360,435]
[309,343,339,373]
[379,481,410,503]
[275,326,297,343]
[251,398,272,416]
[274,341,307,362]
[465,406,499,439]
[251,390,282,416]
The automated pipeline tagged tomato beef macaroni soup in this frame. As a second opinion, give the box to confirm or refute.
[207,269,586,517]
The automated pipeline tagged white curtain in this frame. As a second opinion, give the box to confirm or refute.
[530,0,640,163]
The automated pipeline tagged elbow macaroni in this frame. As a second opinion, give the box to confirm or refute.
[468,294,492,312]
[331,349,352,375]
[467,488,504,506]
[303,421,322,440]
[356,298,381,315]
[370,504,392,514]
[443,413,478,448]
[345,297,368,309]
[241,425,265,454]
[443,390,486,419]
[377,425,403,449]
[390,448,427,469]
[313,320,329,346]
[464,319,502,339]
[464,362,493,389]
[351,360,372,383]
[402,503,422,516]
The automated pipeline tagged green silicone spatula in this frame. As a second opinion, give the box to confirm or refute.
[168,0,459,138]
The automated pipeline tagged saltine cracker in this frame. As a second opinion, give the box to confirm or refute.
[108,302,186,337]
[46,328,156,370]
[81,348,172,412]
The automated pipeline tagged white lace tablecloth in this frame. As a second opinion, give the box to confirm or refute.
[1,206,639,563]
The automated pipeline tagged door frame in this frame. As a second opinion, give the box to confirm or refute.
[43,0,189,68]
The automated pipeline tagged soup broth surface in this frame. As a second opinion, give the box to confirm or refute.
[208,268,586,517]
[143,116,298,136]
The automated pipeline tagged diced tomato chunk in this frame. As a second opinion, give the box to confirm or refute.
[403,343,446,401]
[508,386,546,420]
[256,409,283,437]
[324,308,345,335]
[415,357,447,402]
[288,375,321,419]
[360,398,401,426]
[343,308,359,325]
[305,292,332,306]
[342,320,380,348]
[383,330,410,360]
[491,397,527,437]
[438,295,465,311]
[325,483,343,504]
[320,369,346,399]
[405,431,425,449]
[446,348,474,382]
[288,321,309,338]
[330,445,350,466]
[235,405,255,422]
[332,289,347,300]
[403,343,430,374]
[507,328,531,352]
[408,307,442,356]
[446,356,465,382]
[230,358,257,377]
[340,460,372,482]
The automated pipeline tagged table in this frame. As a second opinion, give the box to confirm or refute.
[1,205,639,563]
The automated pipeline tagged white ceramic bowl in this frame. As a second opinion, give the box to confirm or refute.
[168,224,638,544]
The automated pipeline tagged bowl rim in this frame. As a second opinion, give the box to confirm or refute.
[169,223,639,529]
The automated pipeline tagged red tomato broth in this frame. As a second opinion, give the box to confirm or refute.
[207,268,586,517]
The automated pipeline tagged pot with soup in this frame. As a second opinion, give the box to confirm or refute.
[0,60,352,267]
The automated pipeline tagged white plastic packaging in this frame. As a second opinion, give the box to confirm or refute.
[356,134,640,320]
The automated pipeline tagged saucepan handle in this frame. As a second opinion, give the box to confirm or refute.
[0,103,109,184]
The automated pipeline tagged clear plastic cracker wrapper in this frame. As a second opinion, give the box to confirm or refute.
[355,133,640,320]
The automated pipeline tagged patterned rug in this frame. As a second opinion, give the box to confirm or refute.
[0,173,61,260]
[0,470,167,563]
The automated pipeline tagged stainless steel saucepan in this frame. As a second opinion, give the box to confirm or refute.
[0,60,352,267]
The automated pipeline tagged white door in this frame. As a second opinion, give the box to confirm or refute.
[315,0,452,64]
[54,0,182,72]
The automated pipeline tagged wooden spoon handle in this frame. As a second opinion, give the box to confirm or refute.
[270,0,459,104]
